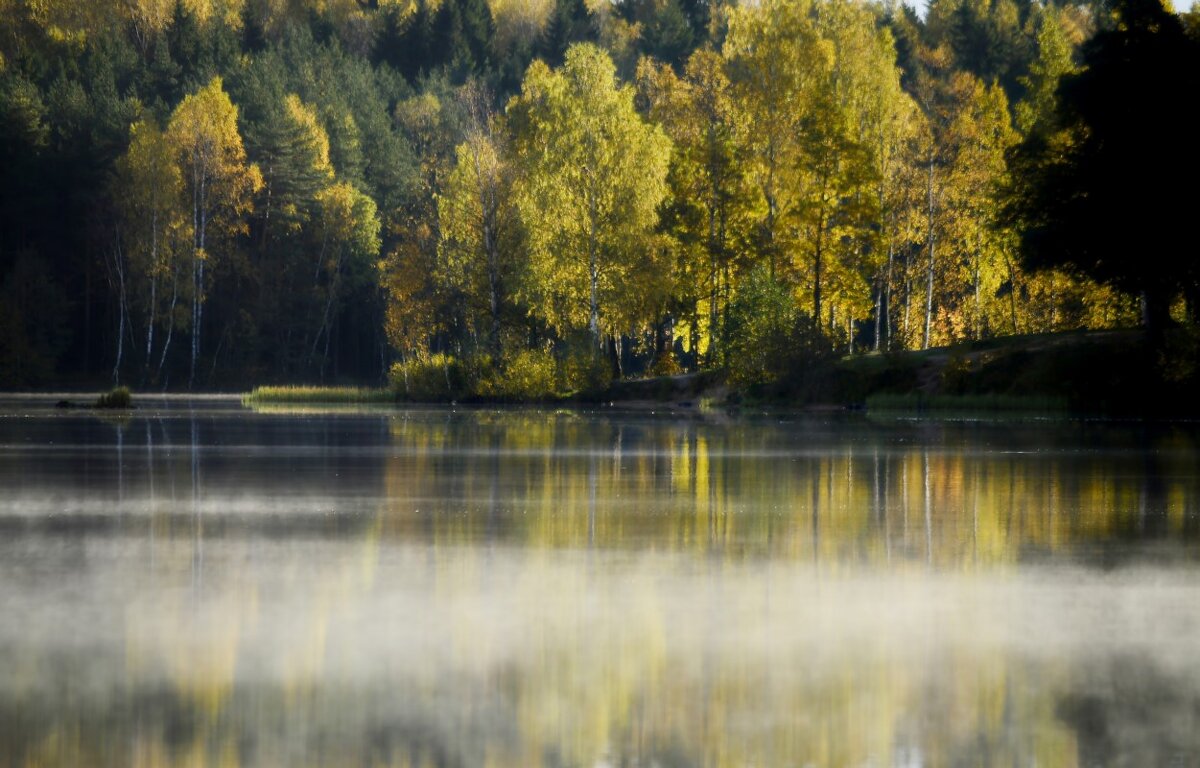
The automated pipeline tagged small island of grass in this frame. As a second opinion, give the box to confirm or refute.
[95,387,133,409]
[244,386,396,406]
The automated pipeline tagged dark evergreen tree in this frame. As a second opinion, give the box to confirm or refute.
[1006,0,1200,329]
[537,0,596,67]
[639,0,697,66]
[884,5,929,96]
[394,0,435,81]
[434,0,495,77]
[678,0,712,44]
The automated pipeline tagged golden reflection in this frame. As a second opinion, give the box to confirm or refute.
[2,410,1199,766]
[372,413,1199,567]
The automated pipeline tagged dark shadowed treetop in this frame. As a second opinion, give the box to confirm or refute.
[1005,0,1200,328]
[537,0,598,67]
[433,0,497,78]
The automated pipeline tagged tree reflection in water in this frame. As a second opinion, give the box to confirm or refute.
[0,403,1198,766]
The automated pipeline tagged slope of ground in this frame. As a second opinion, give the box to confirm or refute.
[611,329,1199,417]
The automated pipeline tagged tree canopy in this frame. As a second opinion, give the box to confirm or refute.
[0,0,1193,389]
[509,44,671,345]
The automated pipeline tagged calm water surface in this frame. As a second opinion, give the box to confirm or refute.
[1,399,1199,767]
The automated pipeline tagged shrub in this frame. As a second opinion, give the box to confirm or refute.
[557,343,612,395]
[390,353,472,401]
[940,352,973,394]
[722,266,831,388]
[95,386,132,409]
[479,348,558,401]
[647,350,682,378]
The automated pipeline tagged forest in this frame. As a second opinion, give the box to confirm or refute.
[1,0,1198,392]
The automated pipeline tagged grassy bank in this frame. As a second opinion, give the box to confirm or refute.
[237,329,1199,418]
[244,386,396,405]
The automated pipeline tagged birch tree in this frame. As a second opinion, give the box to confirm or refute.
[508,43,671,348]
[636,49,752,365]
[167,77,261,387]
[437,84,521,357]
[723,0,829,283]
[113,117,188,382]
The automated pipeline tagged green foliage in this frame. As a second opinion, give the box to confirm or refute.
[616,0,698,67]
[389,0,497,81]
[244,92,334,238]
[509,43,672,342]
[0,0,1192,396]
[433,0,496,78]
[722,266,832,388]
[96,386,133,409]
[0,74,50,152]
[557,342,613,395]
[478,348,559,400]
[1014,7,1077,136]
[926,0,1031,96]
[538,0,597,67]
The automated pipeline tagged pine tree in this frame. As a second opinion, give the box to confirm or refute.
[537,0,595,67]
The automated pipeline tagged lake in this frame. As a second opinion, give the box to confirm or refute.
[1,399,1198,766]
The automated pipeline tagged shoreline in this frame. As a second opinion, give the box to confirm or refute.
[5,391,1199,425]
[6,326,1198,420]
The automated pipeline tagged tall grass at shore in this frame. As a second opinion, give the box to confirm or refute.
[244,386,395,405]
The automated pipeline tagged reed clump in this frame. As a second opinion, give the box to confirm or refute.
[245,386,395,404]
[95,387,133,409]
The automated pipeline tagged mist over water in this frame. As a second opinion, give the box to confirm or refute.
[1,401,1199,766]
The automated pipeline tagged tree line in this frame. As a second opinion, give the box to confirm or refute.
[1,0,1197,388]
